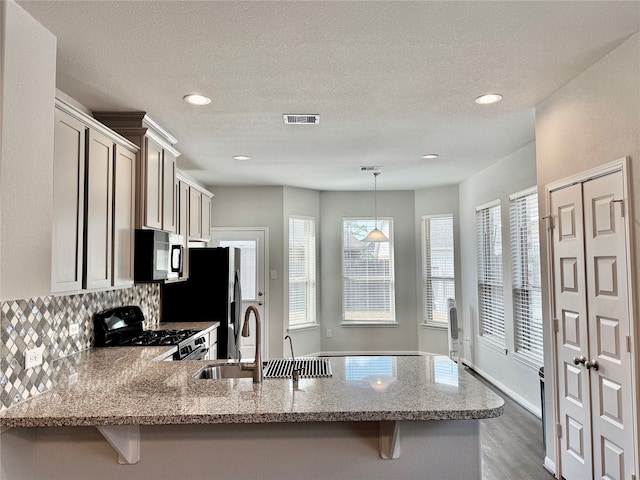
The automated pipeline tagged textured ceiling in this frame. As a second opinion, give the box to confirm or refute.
[17,1,640,190]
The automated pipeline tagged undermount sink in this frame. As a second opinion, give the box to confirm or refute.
[194,362,253,380]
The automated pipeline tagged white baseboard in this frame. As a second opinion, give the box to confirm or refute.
[462,361,542,419]
[543,456,556,476]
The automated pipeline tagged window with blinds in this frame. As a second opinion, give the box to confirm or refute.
[421,215,455,326]
[288,216,316,327]
[342,218,395,323]
[475,201,505,343]
[510,189,543,363]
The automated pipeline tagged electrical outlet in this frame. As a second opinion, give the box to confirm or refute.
[326,328,332,338]
[270,269,277,279]
[68,372,78,385]
[69,323,79,336]
[24,346,44,369]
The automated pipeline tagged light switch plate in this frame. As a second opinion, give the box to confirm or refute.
[69,323,79,336]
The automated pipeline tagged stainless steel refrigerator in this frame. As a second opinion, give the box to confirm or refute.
[161,247,241,359]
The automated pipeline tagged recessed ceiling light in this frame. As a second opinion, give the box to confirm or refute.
[422,154,439,159]
[183,94,211,106]
[233,155,250,161]
[475,93,503,105]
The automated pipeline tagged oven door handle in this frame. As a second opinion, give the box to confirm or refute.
[181,346,209,361]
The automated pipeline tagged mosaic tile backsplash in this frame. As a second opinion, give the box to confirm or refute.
[0,284,160,411]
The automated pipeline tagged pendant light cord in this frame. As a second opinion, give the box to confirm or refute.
[373,172,379,228]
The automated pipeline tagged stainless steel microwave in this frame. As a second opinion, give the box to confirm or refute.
[134,230,184,282]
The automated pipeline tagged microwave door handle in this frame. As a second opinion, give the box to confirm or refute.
[170,245,183,273]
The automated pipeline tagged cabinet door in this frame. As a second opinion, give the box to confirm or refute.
[84,130,114,289]
[144,138,163,229]
[201,194,211,241]
[162,151,177,232]
[52,109,86,293]
[189,188,202,239]
[178,181,189,237]
[113,145,136,287]
[208,328,218,360]
[178,181,190,278]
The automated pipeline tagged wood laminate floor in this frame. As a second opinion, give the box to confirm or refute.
[469,369,556,480]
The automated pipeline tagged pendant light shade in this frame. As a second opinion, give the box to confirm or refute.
[364,171,389,242]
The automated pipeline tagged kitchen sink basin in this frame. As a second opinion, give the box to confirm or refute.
[194,362,253,380]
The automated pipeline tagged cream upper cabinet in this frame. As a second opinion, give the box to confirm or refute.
[201,194,211,241]
[144,138,175,232]
[93,112,180,233]
[112,145,136,287]
[189,187,202,239]
[162,151,177,233]
[177,180,190,278]
[177,180,189,239]
[144,137,163,230]
[52,98,138,294]
[84,129,114,290]
[52,108,86,293]
[178,176,213,242]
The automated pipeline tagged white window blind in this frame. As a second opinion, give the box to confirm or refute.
[510,190,543,362]
[288,216,316,327]
[342,218,395,323]
[422,215,455,325]
[475,202,505,343]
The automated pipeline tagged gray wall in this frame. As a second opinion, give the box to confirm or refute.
[0,0,56,301]
[459,142,540,413]
[535,32,640,471]
[282,186,321,356]
[319,190,418,353]
[208,186,285,358]
[414,184,460,355]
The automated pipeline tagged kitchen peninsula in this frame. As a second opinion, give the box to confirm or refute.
[0,351,503,480]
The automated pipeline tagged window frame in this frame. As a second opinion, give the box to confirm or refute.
[509,187,543,365]
[421,214,456,328]
[341,217,396,326]
[287,215,317,329]
[475,200,505,346]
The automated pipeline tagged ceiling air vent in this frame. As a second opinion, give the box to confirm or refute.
[283,114,320,125]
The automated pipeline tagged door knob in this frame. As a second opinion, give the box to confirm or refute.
[585,359,599,370]
[573,355,586,366]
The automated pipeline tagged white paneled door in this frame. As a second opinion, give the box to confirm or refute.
[210,228,268,361]
[550,166,635,480]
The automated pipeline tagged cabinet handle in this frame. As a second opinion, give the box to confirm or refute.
[573,355,586,366]
[585,359,599,370]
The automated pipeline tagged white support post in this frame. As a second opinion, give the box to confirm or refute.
[379,420,401,459]
[96,425,140,465]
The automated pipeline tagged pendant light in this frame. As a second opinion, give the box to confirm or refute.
[364,171,389,242]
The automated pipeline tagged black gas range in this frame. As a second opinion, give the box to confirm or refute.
[93,306,209,360]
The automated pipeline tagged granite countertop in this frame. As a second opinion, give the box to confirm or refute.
[0,349,504,428]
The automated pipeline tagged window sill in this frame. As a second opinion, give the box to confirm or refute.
[512,351,543,370]
[476,335,508,355]
[286,323,320,333]
[420,322,447,330]
[340,322,399,328]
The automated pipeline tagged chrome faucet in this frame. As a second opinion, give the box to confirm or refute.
[240,306,262,383]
